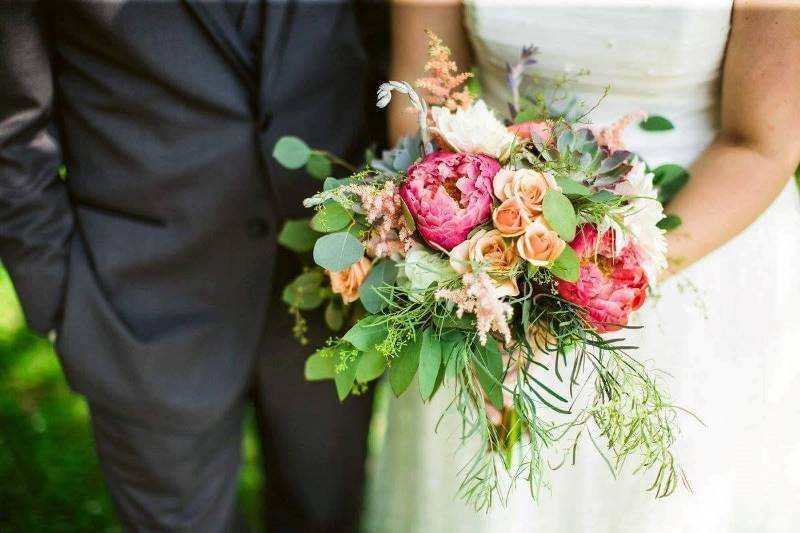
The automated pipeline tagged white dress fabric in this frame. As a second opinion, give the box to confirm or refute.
[363,1,800,532]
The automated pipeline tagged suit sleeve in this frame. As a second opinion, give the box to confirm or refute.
[0,2,74,334]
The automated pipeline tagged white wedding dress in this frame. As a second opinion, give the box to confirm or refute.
[363,1,800,532]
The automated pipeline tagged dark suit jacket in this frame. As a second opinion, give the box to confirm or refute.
[0,0,386,429]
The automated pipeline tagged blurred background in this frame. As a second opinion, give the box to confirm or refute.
[0,267,264,532]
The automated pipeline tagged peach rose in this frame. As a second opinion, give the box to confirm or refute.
[492,168,516,201]
[492,198,530,237]
[450,229,520,297]
[516,217,566,266]
[511,169,558,215]
[329,256,372,304]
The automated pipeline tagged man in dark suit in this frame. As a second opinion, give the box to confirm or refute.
[0,1,387,531]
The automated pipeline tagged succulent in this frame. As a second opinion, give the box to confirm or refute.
[371,134,422,176]
[544,127,634,189]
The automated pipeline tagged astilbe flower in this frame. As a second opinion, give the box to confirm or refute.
[340,181,414,258]
[557,225,649,333]
[415,30,474,111]
[593,111,648,153]
[435,271,514,346]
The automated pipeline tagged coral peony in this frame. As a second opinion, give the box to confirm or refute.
[557,225,649,332]
[401,151,498,251]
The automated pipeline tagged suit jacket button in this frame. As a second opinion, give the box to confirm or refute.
[246,217,269,238]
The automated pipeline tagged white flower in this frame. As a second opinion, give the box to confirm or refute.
[400,246,458,292]
[614,161,668,284]
[431,100,514,159]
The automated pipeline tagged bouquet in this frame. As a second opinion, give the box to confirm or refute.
[273,32,690,510]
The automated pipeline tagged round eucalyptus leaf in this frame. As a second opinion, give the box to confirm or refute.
[273,136,311,169]
[312,231,364,272]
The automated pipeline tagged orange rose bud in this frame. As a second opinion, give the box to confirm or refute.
[329,256,372,304]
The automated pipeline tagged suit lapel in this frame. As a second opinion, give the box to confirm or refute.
[182,0,257,90]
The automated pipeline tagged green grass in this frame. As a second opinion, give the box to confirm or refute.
[0,267,263,532]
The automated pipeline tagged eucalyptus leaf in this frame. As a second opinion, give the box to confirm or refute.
[324,177,350,191]
[343,316,388,352]
[639,115,675,132]
[305,152,333,179]
[313,231,364,272]
[324,299,345,331]
[475,338,504,411]
[389,331,422,396]
[359,260,398,313]
[356,349,387,382]
[277,219,320,253]
[550,245,579,282]
[282,271,325,310]
[418,328,443,401]
[310,202,351,233]
[334,350,362,401]
[273,136,311,169]
[543,189,577,241]
[304,353,335,381]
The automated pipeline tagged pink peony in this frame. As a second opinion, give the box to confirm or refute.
[558,225,649,332]
[400,151,499,251]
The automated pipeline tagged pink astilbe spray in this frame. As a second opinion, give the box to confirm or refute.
[593,111,648,152]
[435,271,514,346]
[415,30,474,111]
[340,181,414,258]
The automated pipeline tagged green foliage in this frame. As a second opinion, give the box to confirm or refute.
[356,349,387,383]
[653,164,690,205]
[555,176,591,196]
[277,219,319,253]
[312,231,364,272]
[304,353,336,380]
[389,331,422,397]
[343,316,388,352]
[474,338,503,411]
[282,270,325,310]
[310,202,351,233]
[657,214,683,231]
[418,328,442,402]
[358,260,398,313]
[305,152,332,180]
[543,189,577,241]
[550,244,579,282]
[639,115,675,131]
[323,300,345,331]
[333,347,362,401]
[272,136,311,169]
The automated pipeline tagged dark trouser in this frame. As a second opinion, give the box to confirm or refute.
[89,255,374,532]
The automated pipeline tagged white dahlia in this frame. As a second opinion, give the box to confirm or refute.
[431,100,514,159]
[614,161,668,284]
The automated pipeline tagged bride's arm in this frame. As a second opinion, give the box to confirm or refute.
[665,0,800,275]
[388,0,471,142]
